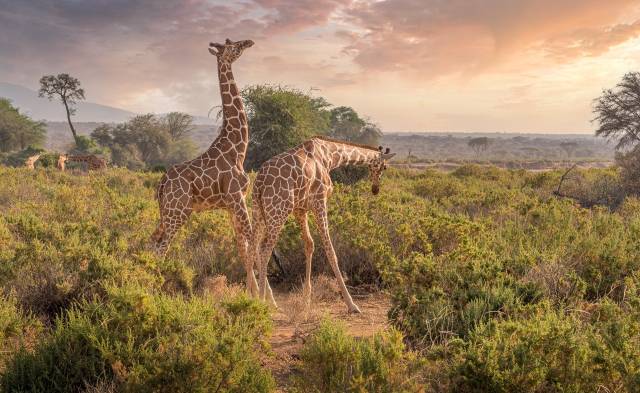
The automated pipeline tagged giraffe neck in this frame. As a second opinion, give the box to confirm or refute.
[315,139,380,170]
[209,59,248,164]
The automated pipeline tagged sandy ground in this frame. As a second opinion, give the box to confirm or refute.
[264,286,391,391]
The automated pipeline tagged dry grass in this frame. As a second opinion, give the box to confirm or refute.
[200,275,245,300]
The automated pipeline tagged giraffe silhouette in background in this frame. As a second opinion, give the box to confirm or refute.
[57,154,106,171]
[24,154,41,169]
[250,136,395,313]
[151,39,274,303]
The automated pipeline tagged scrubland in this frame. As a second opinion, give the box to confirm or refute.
[0,165,638,392]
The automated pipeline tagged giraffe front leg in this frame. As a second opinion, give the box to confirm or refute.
[152,208,191,258]
[295,211,314,306]
[311,200,361,314]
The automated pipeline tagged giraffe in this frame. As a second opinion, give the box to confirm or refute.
[57,154,67,171]
[150,38,275,303]
[57,154,106,171]
[250,136,395,313]
[24,154,41,169]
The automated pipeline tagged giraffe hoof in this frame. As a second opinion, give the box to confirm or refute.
[348,304,361,314]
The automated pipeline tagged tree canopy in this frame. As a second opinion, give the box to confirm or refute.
[91,113,196,170]
[594,72,640,150]
[0,98,46,152]
[38,73,85,142]
[241,85,382,171]
[468,137,491,155]
[242,85,331,170]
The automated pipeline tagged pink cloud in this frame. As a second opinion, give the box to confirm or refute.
[341,0,640,76]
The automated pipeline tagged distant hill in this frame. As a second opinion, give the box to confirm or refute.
[0,82,135,123]
[0,82,216,125]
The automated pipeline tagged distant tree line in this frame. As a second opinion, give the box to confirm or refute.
[3,71,384,173]
[91,112,197,170]
[0,98,46,152]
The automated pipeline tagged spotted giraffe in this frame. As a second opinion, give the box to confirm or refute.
[150,38,274,303]
[57,154,106,171]
[24,154,41,169]
[250,136,395,313]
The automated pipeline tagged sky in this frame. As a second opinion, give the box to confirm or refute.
[2,0,640,133]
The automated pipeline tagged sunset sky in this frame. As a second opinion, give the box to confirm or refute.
[2,0,640,133]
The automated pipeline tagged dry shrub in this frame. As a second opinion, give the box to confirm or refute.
[524,262,586,305]
[82,380,117,393]
[311,274,340,302]
[200,275,244,299]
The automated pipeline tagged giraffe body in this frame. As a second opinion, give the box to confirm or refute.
[250,137,395,313]
[151,39,275,304]
[60,154,106,171]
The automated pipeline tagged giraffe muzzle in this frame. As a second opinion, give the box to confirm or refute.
[371,184,380,195]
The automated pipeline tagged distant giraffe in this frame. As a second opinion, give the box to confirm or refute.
[24,154,41,169]
[58,154,106,171]
[250,137,395,313]
[150,39,275,303]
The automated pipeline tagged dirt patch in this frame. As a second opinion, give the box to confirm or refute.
[265,282,390,391]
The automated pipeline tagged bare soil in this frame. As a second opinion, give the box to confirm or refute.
[265,289,391,391]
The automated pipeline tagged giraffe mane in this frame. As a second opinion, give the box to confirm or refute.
[312,136,380,152]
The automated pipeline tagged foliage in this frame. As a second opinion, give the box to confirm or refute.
[242,85,331,170]
[0,296,43,372]
[0,98,46,152]
[594,72,640,150]
[1,285,274,392]
[38,73,85,142]
[467,137,491,155]
[328,106,384,184]
[91,113,197,169]
[2,163,640,391]
[292,320,423,393]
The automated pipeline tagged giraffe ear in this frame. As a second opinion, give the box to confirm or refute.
[209,42,223,55]
[381,153,396,160]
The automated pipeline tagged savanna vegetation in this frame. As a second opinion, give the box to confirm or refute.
[1,161,639,391]
[1,74,640,392]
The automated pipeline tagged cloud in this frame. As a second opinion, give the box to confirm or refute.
[254,0,350,34]
[341,0,640,77]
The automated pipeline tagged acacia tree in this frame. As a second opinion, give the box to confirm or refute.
[38,73,85,142]
[468,137,490,155]
[165,111,195,141]
[594,72,640,149]
[242,85,331,170]
[594,72,640,194]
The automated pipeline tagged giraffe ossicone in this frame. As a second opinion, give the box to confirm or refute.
[250,136,395,313]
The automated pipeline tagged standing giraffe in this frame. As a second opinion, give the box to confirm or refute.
[150,39,274,303]
[57,154,106,171]
[250,136,395,313]
[24,154,41,169]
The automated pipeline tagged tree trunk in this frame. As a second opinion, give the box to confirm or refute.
[62,98,78,142]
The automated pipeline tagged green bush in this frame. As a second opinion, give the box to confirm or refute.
[455,302,640,393]
[292,320,423,393]
[2,285,274,393]
[0,296,43,371]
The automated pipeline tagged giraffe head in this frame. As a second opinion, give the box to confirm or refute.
[369,147,395,195]
[208,38,254,63]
